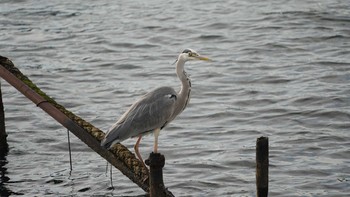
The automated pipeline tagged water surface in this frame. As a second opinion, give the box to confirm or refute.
[1,0,350,196]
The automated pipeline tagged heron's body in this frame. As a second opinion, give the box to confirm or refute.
[101,49,210,165]
[102,86,179,147]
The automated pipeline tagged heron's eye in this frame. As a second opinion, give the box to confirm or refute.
[188,52,193,57]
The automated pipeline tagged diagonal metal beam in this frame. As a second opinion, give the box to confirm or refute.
[0,56,152,193]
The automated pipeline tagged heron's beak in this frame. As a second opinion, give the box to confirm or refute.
[196,55,212,61]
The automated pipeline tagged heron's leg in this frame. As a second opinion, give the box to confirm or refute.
[153,128,161,153]
[134,135,146,167]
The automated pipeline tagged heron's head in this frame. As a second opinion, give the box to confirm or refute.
[178,49,211,62]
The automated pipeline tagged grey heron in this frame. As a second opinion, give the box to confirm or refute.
[101,49,211,166]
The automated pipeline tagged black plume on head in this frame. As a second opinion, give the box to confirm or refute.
[182,49,192,53]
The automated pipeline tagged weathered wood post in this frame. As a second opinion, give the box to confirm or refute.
[0,80,8,156]
[256,136,269,197]
[145,152,174,197]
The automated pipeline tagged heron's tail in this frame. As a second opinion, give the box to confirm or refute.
[100,125,123,149]
[100,137,119,149]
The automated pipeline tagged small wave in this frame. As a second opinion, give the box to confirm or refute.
[111,42,158,49]
[116,63,141,70]
[197,34,225,40]
[311,61,350,66]
[204,22,229,29]
[248,76,292,84]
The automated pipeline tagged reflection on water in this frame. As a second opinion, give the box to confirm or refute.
[1,0,350,196]
[0,140,12,196]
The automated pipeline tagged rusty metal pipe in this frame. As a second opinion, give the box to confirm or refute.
[0,63,150,192]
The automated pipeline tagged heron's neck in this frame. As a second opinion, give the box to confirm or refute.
[175,59,191,115]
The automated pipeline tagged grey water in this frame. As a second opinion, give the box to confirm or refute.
[1,0,350,196]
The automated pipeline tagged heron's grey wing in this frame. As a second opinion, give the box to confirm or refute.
[123,90,177,138]
[128,94,176,133]
[101,87,177,147]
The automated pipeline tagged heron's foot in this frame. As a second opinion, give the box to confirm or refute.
[140,159,148,169]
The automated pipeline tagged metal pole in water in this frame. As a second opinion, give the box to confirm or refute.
[145,152,174,197]
[67,129,73,172]
[0,80,8,156]
[256,136,269,197]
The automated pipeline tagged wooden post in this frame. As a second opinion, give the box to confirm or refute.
[0,80,8,156]
[145,152,174,197]
[256,136,268,197]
